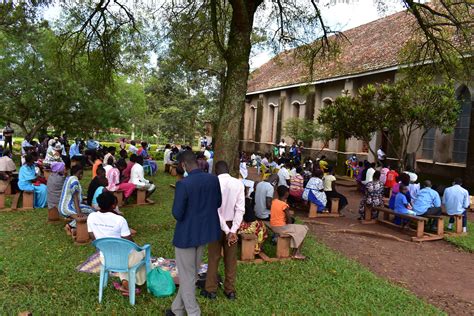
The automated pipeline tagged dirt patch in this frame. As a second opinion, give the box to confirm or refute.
[301,186,474,315]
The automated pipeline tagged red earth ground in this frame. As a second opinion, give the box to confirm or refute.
[247,169,474,315]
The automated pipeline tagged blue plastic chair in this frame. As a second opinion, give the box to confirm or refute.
[92,238,151,305]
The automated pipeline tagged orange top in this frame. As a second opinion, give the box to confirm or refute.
[92,159,102,178]
[270,199,289,227]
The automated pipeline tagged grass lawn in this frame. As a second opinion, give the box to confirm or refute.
[444,221,474,252]
[0,166,444,315]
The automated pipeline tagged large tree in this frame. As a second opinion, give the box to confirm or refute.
[9,1,471,171]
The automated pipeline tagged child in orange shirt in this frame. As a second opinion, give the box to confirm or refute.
[270,185,308,260]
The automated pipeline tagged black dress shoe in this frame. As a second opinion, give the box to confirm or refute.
[200,289,217,300]
[165,309,176,316]
[225,292,236,300]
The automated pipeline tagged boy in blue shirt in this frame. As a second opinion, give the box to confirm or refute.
[394,184,416,216]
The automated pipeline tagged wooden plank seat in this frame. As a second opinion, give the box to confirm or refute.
[122,188,154,207]
[113,190,125,207]
[43,169,51,180]
[429,213,464,235]
[239,233,257,261]
[11,190,34,211]
[48,206,60,222]
[0,179,12,196]
[169,165,177,177]
[373,206,443,242]
[276,233,292,258]
[306,198,342,220]
[70,214,90,245]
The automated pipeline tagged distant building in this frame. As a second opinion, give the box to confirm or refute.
[241,10,473,183]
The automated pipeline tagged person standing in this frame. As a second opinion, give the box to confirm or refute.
[2,122,14,152]
[443,178,470,233]
[167,151,222,316]
[202,161,245,300]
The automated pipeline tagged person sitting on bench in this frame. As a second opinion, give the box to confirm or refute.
[59,165,95,234]
[358,170,384,220]
[87,165,106,206]
[303,169,327,213]
[270,185,308,260]
[18,154,47,208]
[129,155,155,200]
[394,184,416,216]
[0,149,18,194]
[412,180,442,216]
[47,162,66,210]
[87,191,146,294]
[106,158,136,203]
[91,176,109,210]
[443,178,470,233]
[239,185,268,254]
[254,174,278,221]
[324,166,348,212]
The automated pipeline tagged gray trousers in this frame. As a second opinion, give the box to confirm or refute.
[171,245,204,316]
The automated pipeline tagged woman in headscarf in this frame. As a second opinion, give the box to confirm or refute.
[47,162,66,210]
[18,154,47,208]
[59,165,95,233]
[302,169,327,213]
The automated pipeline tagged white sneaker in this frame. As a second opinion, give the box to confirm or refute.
[463,227,467,233]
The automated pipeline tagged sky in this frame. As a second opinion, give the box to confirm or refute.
[42,0,407,70]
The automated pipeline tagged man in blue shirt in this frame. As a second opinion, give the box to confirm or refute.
[443,178,470,233]
[413,180,442,216]
[167,150,222,316]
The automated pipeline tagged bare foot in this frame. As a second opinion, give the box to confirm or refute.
[292,254,306,260]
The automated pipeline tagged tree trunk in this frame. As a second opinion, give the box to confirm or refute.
[213,1,260,173]
[336,132,346,176]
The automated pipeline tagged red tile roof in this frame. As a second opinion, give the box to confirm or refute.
[247,10,416,94]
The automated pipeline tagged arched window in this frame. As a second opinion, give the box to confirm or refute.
[268,103,277,143]
[249,105,257,140]
[452,85,472,163]
[292,101,301,118]
[322,97,333,106]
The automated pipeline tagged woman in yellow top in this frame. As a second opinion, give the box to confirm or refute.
[270,185,308,260]
[319,155,328,173]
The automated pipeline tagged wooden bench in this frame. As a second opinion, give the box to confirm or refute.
[71,214,89,245]
[276,233,292,258]
[0,179,12,196]
[43,169,51,180]
[373,206,443,242]
[113,190,124,207]
[11,191,34,211]
[169,165,177,177]
[48,206,60,222]
[307,198,342,219]
[240,233,257,261]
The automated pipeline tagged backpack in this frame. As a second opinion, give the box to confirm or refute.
[147,268,176,298]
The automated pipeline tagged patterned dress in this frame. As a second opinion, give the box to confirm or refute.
[59,175,94,227]
[359,180,385,217]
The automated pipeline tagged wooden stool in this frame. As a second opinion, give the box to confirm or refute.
[11,191,34,210]
[240,233,257,261]
[71,214,89,245]
[276,234,291,258]
[0,180,11,195]
[330,198,339,214]
[454,214,463,234]
[43,169,51,180]
[113,190,124,207]
[48,207,60,222]
[170,165,177,177]
[308,203,317,218]
[0,192,5,209]
[136,188,147,205]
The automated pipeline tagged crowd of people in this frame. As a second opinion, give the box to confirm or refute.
[356,158,470,233]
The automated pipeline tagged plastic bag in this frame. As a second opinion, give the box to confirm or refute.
[147,268,176,298]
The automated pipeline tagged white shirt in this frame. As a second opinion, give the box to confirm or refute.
[204,150,211,160]
[377,148,386,160]
[443,184,470,215]
[128,144,138,154]
[129,163,149,185]
[289,167,297,178]
[217,174,245,234]
[239,162,248,179]
[164,149,172,164]
[277,167,290,187]
[104,165,113,175]
[87,212,131,239]
[278,142,287,156]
